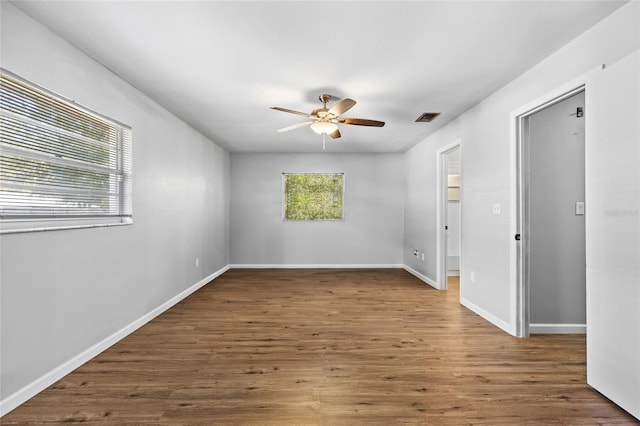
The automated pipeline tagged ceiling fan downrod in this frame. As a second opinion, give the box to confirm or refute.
[319,94,332,108]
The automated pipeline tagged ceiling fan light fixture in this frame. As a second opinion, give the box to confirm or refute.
[310,121,339,135]
[272,95,385,148]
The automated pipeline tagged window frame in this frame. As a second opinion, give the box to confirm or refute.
[0,69,132,234]
[282,172,345,222]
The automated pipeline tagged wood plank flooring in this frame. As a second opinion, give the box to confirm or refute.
[3,269,637,425]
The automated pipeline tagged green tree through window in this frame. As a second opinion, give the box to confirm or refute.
[283,173,344,221]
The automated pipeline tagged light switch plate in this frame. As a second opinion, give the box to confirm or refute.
[575,201,585,215]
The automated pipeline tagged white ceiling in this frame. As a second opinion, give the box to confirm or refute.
[13,1,625,154]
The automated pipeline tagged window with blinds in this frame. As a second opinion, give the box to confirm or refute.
[0,69,132,233]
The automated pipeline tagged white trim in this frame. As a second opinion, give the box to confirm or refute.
[229,264,404,269]
[461,297,515,336]
[436,140,461,291]
[509,75,588,338]
[0,265,230,417]
[403,265,439,289]
[447,271,460,277]
[0,218,132,235]
[529,323,586,334]
[0,263,523,416]
[230,264,441,290]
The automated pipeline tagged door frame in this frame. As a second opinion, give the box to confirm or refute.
[436,139,461,291]
[510,80,585,337]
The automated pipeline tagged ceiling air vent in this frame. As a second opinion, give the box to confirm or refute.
[415,112,440,123]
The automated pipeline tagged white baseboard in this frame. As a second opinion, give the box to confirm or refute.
[460,297,515,335]
[403,265,439,289]
[230,264,443,292]
[2,264,528,416]
[447,270,460,276]
[229,263,404,269]
[0,265,230,417]
[529,323,586,334]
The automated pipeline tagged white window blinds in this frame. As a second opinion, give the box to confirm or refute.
[0,70,132,229]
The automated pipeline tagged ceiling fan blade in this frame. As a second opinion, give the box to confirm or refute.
[271,106,312,117]
[328,98,356,117]
[277,122,313,132]
[341,118,385,127]
[329,128,341,139]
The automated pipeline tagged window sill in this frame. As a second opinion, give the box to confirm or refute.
[0,217,133,234]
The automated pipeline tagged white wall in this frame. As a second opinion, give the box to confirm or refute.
[529,92,586,328]
[230,154,404,266]
[405,0,638,328]
[2,0,638,419]
[0,2,230,409]
[403,2,639,418]
[404,121,461,281]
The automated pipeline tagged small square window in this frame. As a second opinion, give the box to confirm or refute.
[283,173,344,221]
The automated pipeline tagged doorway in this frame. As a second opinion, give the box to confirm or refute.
[515,89,586,336]
[436,140,461,291]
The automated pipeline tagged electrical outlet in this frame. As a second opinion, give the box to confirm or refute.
[492,203,501,215]
[413,249,419,257]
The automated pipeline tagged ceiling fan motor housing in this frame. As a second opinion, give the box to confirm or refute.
[319,94,332,104]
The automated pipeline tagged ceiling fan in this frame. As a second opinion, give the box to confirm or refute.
[271,94,385,149]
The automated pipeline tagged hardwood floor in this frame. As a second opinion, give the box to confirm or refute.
[3,269,636,425]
